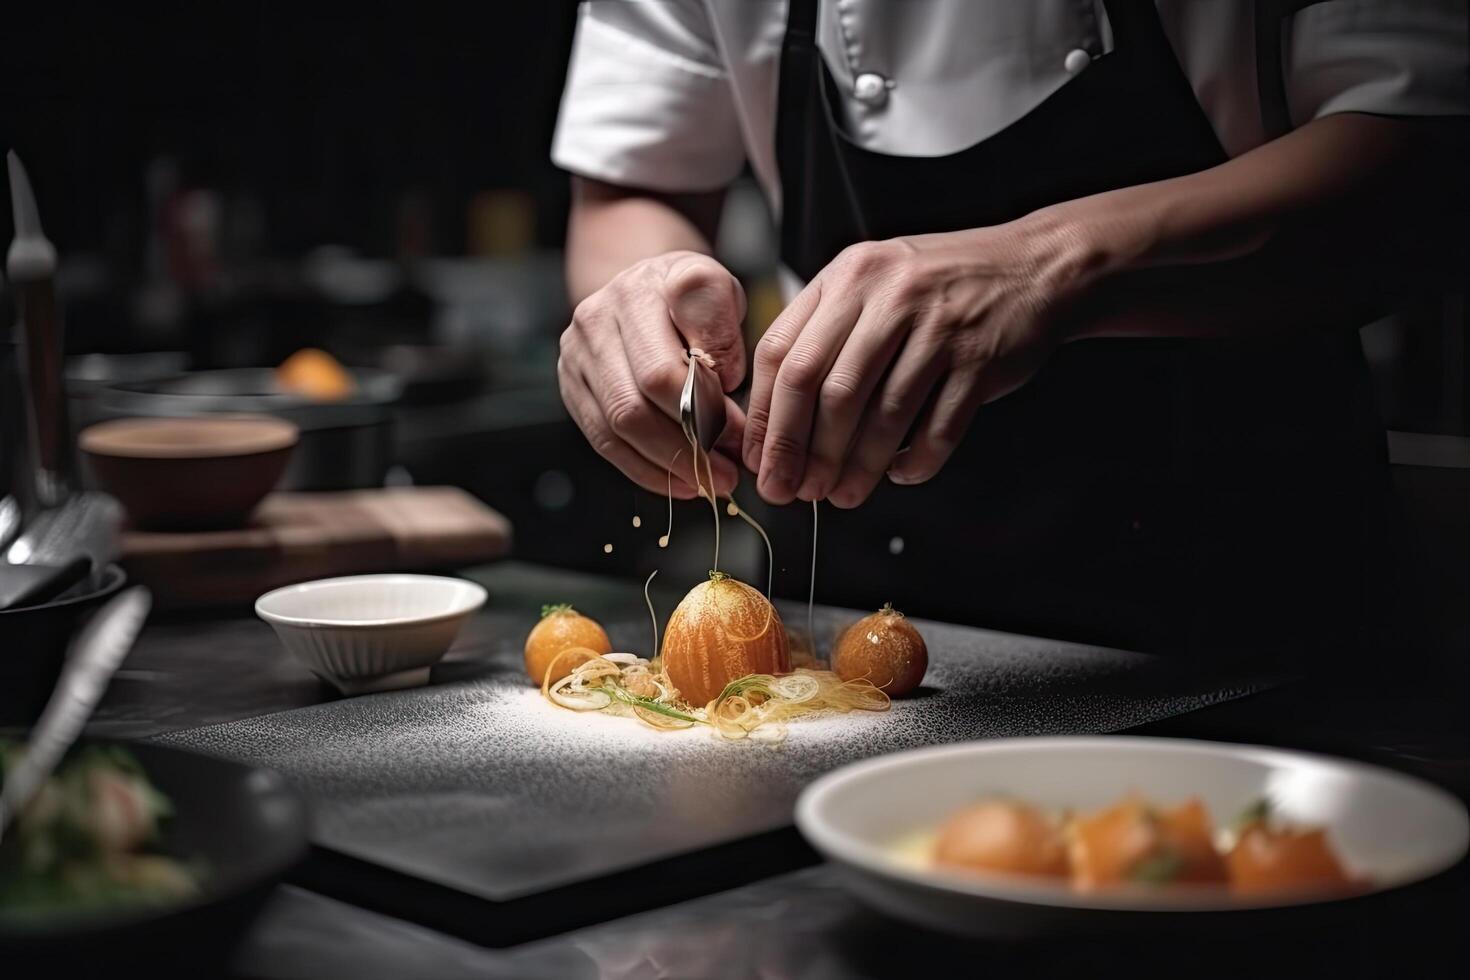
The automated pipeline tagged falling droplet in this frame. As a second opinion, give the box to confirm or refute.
[657,535,670,548]
[603,543,614,554]
[632,515,642,528]
[726,501,739,517]
[888,535,905,556]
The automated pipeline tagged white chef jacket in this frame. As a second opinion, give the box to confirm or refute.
[552,0,1469,217]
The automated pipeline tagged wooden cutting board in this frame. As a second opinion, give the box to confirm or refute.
[121,486,512,608]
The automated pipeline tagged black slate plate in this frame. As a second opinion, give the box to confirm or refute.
[156,599,1274,946]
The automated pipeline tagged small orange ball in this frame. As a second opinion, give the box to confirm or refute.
[832,604,927,697]
[524,605,611,685]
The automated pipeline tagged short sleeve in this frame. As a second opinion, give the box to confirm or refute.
[551,1,748,193]
[1287,0,1470,124]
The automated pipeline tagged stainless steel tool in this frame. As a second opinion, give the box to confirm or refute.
[678,349,726,455]
[6,151,67,509]
[4,151,121,566]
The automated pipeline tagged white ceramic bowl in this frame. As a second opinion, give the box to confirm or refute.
[255,574,487,694]
[795,737,1469,939]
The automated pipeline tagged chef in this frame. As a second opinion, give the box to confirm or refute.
[552,1,1468,664]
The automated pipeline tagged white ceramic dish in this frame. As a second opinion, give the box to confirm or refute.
[255,574,486,694]
[795,737,1469,939]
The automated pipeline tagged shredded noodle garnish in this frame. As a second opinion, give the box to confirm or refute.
[644,570,660,661]
[725,495,774,598]
[540,652,888,743]
[686,348,721,572]
[660,449,682,549]
[807,499,819,661]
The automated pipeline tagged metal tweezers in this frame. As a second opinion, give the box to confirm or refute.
[679,349,726,455]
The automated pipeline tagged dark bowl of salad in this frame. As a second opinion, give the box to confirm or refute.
[0,738,308,976]
[0,563,127,725]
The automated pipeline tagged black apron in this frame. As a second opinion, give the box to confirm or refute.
[765,0,1392,666]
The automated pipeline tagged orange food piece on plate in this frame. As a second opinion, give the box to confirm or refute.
[1068,796,1227,888]
[1161,798,1230,884]
[1227,822,1353,895]
[933,801,1069,878]
[277,348,356,402]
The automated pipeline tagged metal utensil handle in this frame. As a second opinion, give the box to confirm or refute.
[0,586,152,838]
[679,351,726,454]
[17,279,71,501]
[6,151,72,509]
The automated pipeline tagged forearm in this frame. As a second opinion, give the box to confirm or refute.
[1026,113,1468,339]
[565,177,725,304]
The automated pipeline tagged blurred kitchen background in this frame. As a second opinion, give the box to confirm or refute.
[2,3,1467,631]
[0,3,786,592]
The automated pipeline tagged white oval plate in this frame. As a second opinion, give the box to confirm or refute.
[795,737,1468,938]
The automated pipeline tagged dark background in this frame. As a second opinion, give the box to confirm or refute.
[0,3,579,259]
[4,2,1462,429]
[0,0,767,597]
[1,2,1468,631]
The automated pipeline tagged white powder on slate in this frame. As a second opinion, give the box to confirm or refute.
[482,685,901,753]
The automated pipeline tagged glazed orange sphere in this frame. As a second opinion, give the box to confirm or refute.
[524,605,611,685]
[832,604,928,697]
[662,573,789,706]
[934,800,1069,878]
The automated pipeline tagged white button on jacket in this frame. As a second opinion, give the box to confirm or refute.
[553,0,1470,221]
[852,71,889,107]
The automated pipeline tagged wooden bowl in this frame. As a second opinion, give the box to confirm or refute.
[80,416,298,530]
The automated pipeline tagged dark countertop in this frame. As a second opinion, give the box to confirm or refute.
[236,859,1470,980]
[86,561,1470,979]
[148,575,1271,930]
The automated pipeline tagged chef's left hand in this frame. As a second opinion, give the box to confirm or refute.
[743,219,1093,507]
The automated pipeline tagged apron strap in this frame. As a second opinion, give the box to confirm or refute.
[777,0,822,267]
[777,0,871,271]
[1255,0,1333,140]
[1100,0,1167,50]
[786,0,817,41]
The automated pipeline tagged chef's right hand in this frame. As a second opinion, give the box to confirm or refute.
[558,250,747,499]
